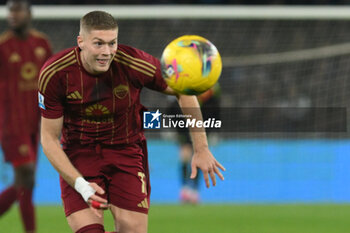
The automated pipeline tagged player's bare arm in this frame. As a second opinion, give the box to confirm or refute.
[163,86,225,188]
[40,116,108,215]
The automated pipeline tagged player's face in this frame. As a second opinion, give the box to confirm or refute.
[78,29,118,75]
[7,1,31,31]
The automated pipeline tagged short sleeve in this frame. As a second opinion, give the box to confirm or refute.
[118,45,168,92]
[143,55,168,92]
[38,67,65,119]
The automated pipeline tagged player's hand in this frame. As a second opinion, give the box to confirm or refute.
[190,147,225,188]
[87,182,108,218]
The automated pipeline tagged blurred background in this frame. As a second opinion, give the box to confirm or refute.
[1,1,350,233]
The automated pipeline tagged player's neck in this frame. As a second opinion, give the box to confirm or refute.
[12,27,30,39]
[80,53,95,75]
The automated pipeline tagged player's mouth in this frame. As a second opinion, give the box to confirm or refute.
[96,58,110,65]
[8,19,20,27]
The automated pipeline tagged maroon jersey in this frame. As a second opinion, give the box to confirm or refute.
[0,30,52,137]
[38,45,167,146]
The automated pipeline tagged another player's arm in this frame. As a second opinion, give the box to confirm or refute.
[135,48,225,187]
[40,116,108,214]
[163,87,225,188]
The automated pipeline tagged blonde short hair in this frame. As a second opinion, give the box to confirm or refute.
[80,11,118,34]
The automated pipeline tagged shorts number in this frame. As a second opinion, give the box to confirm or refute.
[138,172,147,195]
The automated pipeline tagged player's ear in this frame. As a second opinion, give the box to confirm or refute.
[77,35,83,50]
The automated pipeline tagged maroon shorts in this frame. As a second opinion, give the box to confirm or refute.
[60,140,151,217]
[1,133,39,167]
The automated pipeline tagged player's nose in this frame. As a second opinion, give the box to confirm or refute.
[101,44,113,56]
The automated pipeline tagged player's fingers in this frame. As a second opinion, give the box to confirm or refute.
[91,200,109,210]
[90,182,105,195]
[91,200,101,209]
[214,166,225,181]
[89,194,108,205]
[215,160,226,172]
[209,169,216,187]
[203,171,210,188]
[190,165,198,179]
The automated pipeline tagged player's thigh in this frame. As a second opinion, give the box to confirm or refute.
[66,208,104,232]
[105,143,151,215]
[110,204,148,233]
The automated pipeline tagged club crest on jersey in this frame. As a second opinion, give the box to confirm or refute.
[21,62,38,80]
[113,84,129,99]
[38,92,46,110]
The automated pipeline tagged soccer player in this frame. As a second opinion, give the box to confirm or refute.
[0,0,52,232]
[39,11,225,233]
[168,84,221,204]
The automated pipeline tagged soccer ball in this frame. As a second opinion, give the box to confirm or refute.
[161,35,222,95]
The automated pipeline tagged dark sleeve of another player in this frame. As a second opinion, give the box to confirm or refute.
[38,66,65,119]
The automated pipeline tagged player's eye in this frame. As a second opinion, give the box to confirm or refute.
[109,41,116,46]
[94,41,103,46]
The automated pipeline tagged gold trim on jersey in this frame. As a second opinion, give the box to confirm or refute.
[74,47,82,66]
[39,51,76,93]
[114,58,154,78]
[79,69,84,141]
[117,50,156,70]
[126,77,132,144]
[39,50,75,89]
[95,78,100,135]
[110,69,115,144]
[40,59,77,94]
[115,53,156,75]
